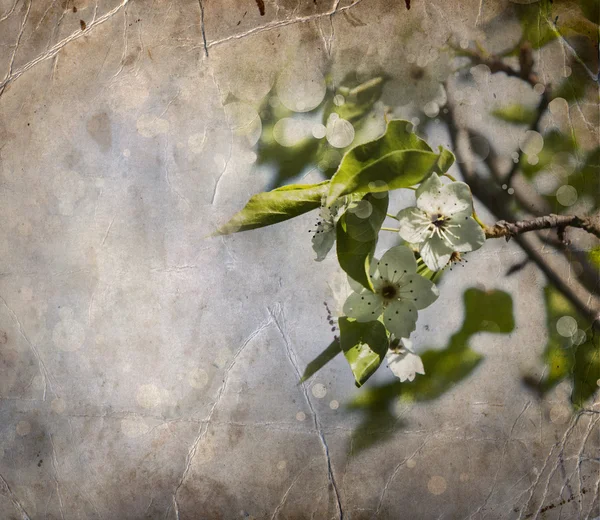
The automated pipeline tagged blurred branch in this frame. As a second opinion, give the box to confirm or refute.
[504,90,550,185]
[485,214,600,240]
[458,43,551,186]
[441,97,600,331]
[454,43,540,87]
[539,234,600,294]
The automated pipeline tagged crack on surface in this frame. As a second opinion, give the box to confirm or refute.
[0,471,32,520]
[469,401,531,519]
[48,434,66,520]
[372,436,431,519]
[101,216,115,246]
[0,0,131,95]
[270,461,317,519]
[208,70,232,206]
[109,1,129,81]
[268,304,344,520]
[204,0,363,51]
[165,313,274,520]
[163,135,191,208]
[197,0,208,57]
[516,409,598,520]
[0,0,19,23]
[545,17,599,82]
[0,293,54,400]
[1,0,32,97]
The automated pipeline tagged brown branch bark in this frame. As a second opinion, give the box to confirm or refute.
[441,94,600,330]
[454,45,540,87]
[504,90,550,185]
[485,214,600,240]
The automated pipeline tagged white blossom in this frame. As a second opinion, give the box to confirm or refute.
[386,338,425,382]
[342,246,439,338]
[396,173,485,271]
[311,196,349,261]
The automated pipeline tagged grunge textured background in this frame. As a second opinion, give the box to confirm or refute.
[0,0,598,518]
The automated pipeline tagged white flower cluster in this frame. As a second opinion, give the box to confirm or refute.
[341,173,486,382]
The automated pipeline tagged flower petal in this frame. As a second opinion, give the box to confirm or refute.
[446,215,486,252]
[343,292,383,322]
[383,300,418,338]
[377,245,418,281]
[419,234,453,271]
[387,350,425,382]
[416,172,443,200]
[312,228,336,261]
[439,182,473,216]
[399,337,414,352]
[398,274,439,310]
[396,207,431,244]
[417,176,473,217]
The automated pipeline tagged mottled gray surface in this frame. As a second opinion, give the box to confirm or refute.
[0,0,599,518]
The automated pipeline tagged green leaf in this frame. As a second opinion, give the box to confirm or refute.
[323,76,387,124]
[525,285,599,408]
[435,146,455,175]
[588,246,600,268]
[300,340,341,383]
[460,288,515,336]
[569,147,600,210]
[515,0,557,49]
[514,0,599,50]
[339,317,389,387]
[520,130,576,179]
[572,333,600,409]
[215,181,328,235]
[336,192,388,291]
[326,120,442,205]
[492,104,537,125]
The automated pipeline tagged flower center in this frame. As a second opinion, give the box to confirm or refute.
[381,284,397,300]
[431,213,446,228]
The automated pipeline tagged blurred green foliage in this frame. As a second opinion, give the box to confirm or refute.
[346,288,514,453]
[256,73,387,189]
[492,104,537,126]
[513,0,599,50]
[524,286,600,408]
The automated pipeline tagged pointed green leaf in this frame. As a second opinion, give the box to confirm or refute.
[215,181,328,235]
[434,146,455,174]
[300,340,341,382]
[326,120,442,205]
[492,104,537,125]
[336,192,388,291]
[339,317,389,387]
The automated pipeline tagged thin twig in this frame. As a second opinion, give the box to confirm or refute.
[454,44,540,87]
[485,214,600,240]
[505,90,550,185]
[441,95,600,330]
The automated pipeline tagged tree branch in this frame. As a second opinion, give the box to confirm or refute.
[485,214,600,240]
[454,44,540,87]
[441,92,600,330]
[504,89,550,185]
